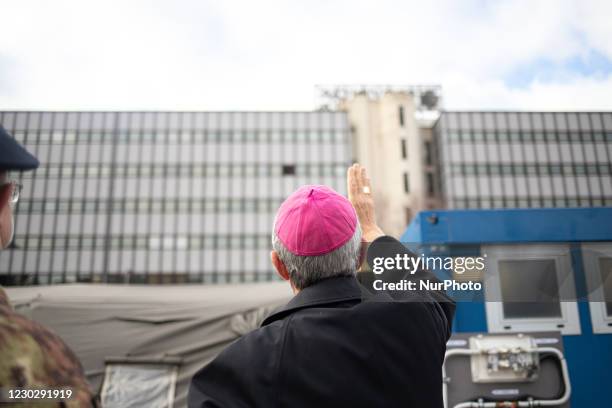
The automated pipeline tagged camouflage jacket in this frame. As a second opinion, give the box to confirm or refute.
[0,287,98,407]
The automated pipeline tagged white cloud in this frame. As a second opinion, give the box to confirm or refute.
[574,1,612,60]
[442,72,612,111]
[0,0,611,110]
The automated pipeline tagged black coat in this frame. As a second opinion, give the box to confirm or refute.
[189,236,455,408]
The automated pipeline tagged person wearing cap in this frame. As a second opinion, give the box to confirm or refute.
[0,125,99,407]
[0,125,40,249]
[189,164,455,408]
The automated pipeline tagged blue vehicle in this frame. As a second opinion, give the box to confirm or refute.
[401,208,612,407]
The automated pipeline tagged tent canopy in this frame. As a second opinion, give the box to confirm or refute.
[6,282,292,407]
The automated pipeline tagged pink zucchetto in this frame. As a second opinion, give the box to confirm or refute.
[273,185,358,256]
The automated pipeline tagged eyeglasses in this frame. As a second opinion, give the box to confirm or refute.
[2,181,23,205]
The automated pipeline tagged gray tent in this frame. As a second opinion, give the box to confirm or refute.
[6,283,291,407]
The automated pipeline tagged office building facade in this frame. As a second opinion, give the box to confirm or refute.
[2,98,611,286]
[0,111,351,284]
[433,111,612,209]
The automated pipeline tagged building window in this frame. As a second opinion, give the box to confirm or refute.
[399,105,405,127]
[582,243,612,334]
[483,244,581,335]
[281,164,296,176]
[403,172,410,194]
[426,172,435,196]
[424,141,433,165]
[401,139,408,159]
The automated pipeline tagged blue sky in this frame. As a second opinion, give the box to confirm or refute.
[504,49,612,89]
[0,0,611,111]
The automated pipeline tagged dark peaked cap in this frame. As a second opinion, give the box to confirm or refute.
[0,125,39,171]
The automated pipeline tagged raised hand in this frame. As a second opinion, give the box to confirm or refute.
[347,163,384,242]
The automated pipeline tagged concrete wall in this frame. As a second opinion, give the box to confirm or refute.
[341,92,435,237]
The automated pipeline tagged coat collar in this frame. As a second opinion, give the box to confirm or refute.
[261,276,367,327]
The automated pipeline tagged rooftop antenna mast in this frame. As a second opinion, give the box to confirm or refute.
[315,84,442,115]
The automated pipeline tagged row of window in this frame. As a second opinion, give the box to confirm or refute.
[440,111,612,127]
[449,163,612,176]
[18,198,286,214]
[0,271,276,287]
[444,131,612,143]
[19,163,348,179]
[12,234,272,251]
[101,272,274,284]
[450,197,612,209]
[12,130,349,145]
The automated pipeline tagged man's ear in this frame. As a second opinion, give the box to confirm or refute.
[270,251,290,281]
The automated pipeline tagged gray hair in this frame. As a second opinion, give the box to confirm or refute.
[271,224,362,290]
